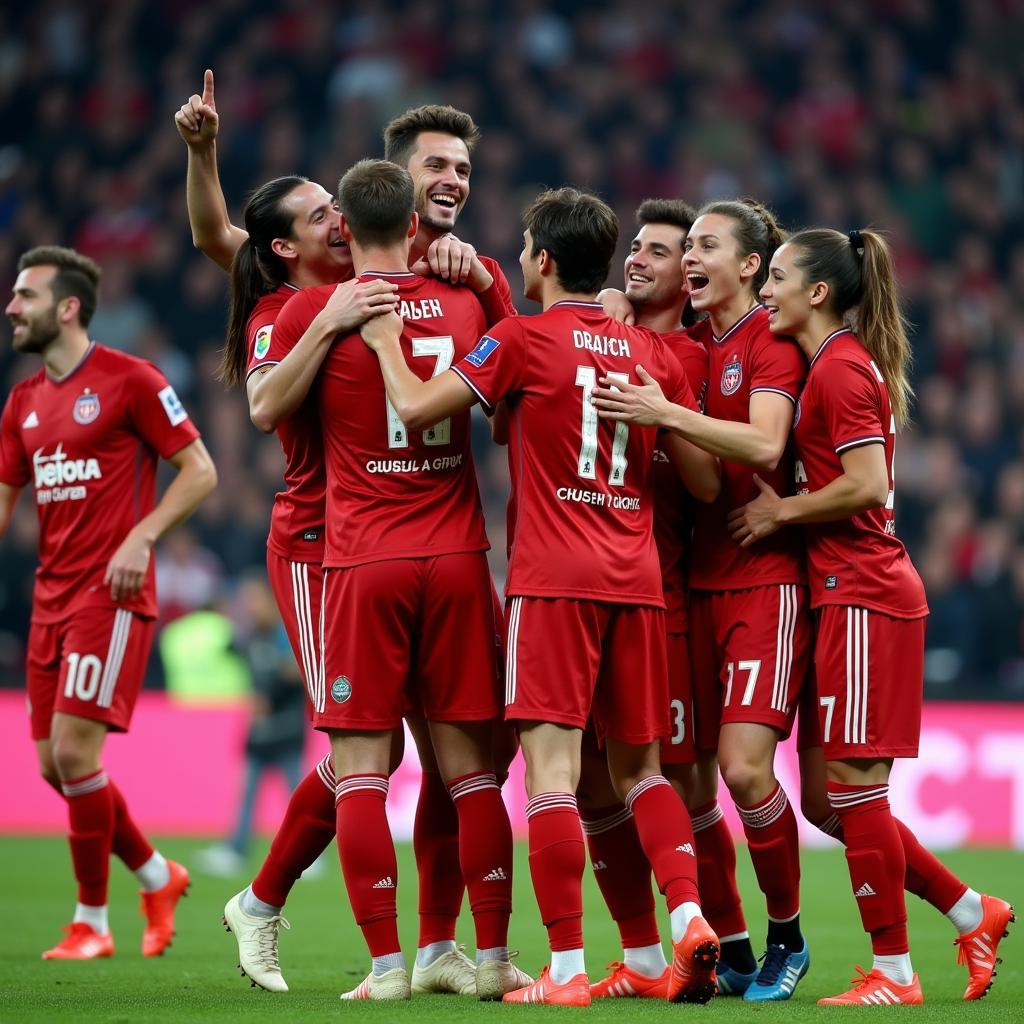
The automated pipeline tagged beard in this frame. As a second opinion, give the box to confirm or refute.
[11,307,60,354]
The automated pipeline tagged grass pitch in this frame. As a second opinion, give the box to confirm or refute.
[0,837,1019,1022]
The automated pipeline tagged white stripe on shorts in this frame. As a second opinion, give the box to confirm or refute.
[505,596,522,707]
[97,609,132,709]
[845,608,869,744]
[290,561,322,712]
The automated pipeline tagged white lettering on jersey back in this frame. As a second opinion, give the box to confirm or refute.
[573,330,631,358]
[399,298,443,321]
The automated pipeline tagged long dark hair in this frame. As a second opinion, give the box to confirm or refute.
[789,227,913,426]
[219,175,307,387]
[698,197,786,298]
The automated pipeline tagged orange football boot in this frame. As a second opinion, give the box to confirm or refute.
[140,859,190,956]
[955,894,1015,1000]
[502,965,591,1006]
[818,967,923,1006]
[590,961,669,998]
[667,917,719,1004]
[42,922,115,960]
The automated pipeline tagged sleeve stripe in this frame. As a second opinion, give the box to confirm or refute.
[451,365,492,410]
[244,360,280,382]
[835,436,885,454]
[750,386,797,403]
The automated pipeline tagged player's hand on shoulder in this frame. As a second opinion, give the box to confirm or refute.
[103,527,152,602]
[598,288,636,326]
[592,364,668,426]
[319,279,399,335]
[413,233,491,289]
[174,68,219,148]
[360,309,404,351]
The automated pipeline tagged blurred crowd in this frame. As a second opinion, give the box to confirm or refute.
[2,0,1023,699]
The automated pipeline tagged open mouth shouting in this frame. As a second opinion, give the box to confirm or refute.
[686,271,710,299]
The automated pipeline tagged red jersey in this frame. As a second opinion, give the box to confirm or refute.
[245,283,325,563]
[302,271,490,568]
[689,306,806,591]
[652,329,708,632]
[793,329,927,618]
[0,344,200,623]
[454,301,697,606]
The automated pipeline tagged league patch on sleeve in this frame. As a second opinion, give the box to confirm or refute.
[464,335,500,368]
[158,385,188,427]
[253,324,273,360]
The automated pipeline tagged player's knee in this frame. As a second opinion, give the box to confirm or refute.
[800,790,832,829]
[720,757,771,805]
[49,733,94,782]
[38,762,62,792]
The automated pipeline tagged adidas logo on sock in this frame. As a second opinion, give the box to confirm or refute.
[854,882,877,898]
[592,860,607,871]
[372,876,395,889]
[676,843,695,856]
[482,867,508,881]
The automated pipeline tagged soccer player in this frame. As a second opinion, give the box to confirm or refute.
[729,227,1015,1005]
[362,187,723,1006]
[176,76,512,993]
[0,246,217,958]
[591,199,812,1001]
[289,158,522,1001]
[576,199,712,999]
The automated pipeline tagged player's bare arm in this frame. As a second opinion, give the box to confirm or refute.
[103,439,217,601]
[662,434,720,504]
[248,280,399,433]
[597,287,637,326]
[0,481,21,538]
[174,69,248,271]
[727,443,889,547]
[361,311,476,430]
[595,375,792,472]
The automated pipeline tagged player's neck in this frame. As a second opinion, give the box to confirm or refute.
[410,224,443,264]
[541,283,597,311]
[352,244,412,276]
[798,315,847,363]
[708,292,758,339]
[42,330,91,379]
[636,302,686,334]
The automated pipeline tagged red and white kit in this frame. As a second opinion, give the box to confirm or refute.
[0,343,199,737]
[653,329,708,764]
[302,271,498,729]
[687,307,811,747]
[455,301,698,742]
[245,283,328,709]
[793,328,928,759]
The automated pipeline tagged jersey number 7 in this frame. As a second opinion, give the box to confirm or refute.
[387,336,455,448]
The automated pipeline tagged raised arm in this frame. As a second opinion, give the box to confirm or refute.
[103,439,218,601]
[174,69,248,271]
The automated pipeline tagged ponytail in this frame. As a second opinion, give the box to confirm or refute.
[789,227,913,427]
[698,197,786,297]
[218,175,308,387]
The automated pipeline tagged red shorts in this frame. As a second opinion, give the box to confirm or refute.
[266,550,324,715]
[504,596,668,745]
[689,585,811,751]
[27,607,156,741]
[815,606,925,760]
[661,631,696,764]
[318,553,501,730]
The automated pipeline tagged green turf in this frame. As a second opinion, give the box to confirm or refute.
[0,838,1019,1021]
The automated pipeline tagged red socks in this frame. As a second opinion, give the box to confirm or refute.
[62,769,115,906]
[252,754,337,907]
[108,779,154,872]
[828,782,908,955]
[335,774,400,956]
[690,801,747,937]
[736,783,801,921]
[415,769,463,946]
[449,772,513,949]
[624,776,700,910]
[580,805,660,948]
[526,793,586,951]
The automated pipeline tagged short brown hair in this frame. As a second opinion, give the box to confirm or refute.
[636,198,696,245]
[337,159,416,247]
[17,245,101,327]
[523,187,618,295]
[383,104,481,168]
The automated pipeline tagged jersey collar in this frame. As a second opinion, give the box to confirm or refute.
[712,304,762,344]
[809,327,855,369]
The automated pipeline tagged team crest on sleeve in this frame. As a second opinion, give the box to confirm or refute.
[158,385,188,426]
[331,676,352,703]
[721,359,742,396]
[72,389,100,425]
[465,335,500,368]
[253,325,273,360]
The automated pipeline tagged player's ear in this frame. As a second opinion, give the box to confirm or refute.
[407,211,419,240]
[339,214,355,244]
[740,251,761,284]
[809,280,830,309]
[57,295,81,326]
[537,247,554,277]
[271,237,298,262]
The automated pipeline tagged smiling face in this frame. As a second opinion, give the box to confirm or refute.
[405,131,471,234]
[6,266,63,353]
[276,181,352,281]
[683,212,760,313]
[760,242,815,335]
[624,222,687,311]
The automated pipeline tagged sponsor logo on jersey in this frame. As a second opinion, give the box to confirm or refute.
[331,676,352,703]
[721,359,742,395]
[72,390,100,425]
[825,575,838,590]
[158,385,188,427]
[22,410,39,429]
[253,324,273,360]
[32,444,101,504]
[793,398,802,427]
[302,529,320,542]
[465,335,500,367]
